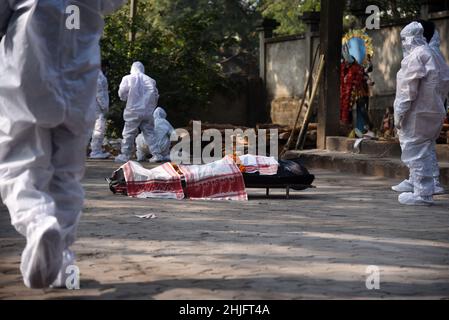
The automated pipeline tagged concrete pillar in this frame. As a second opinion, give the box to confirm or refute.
[256,18,279,83]
[317,0,344,150]
[420,1,430,19]
[301,11,320,98]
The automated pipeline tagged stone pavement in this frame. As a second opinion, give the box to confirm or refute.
[0,160,448,300]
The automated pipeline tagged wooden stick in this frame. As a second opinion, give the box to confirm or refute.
[281,45,321,157]
[296,54,326,150]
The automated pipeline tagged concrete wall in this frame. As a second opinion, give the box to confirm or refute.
[366,24,404,127]
[193,91,249,126]
[184,76,265,127]
[266,36,307,100]
[265,12,449,129]
[265,35,319,127]
[367,13,449,127]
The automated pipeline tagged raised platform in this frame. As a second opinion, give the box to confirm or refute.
[285,137,449,187]
[325,136,449,161]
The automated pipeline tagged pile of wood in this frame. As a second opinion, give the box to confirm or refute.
[177,121,318,156]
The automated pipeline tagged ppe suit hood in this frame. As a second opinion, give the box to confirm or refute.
[131,62,145,75]
[154,107,167,119]
[401,22,427,57]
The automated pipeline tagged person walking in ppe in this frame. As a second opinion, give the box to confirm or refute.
[392,22,449,197]
[0,0,126,289]
[89,70,111,159]
[392,22,446,206]
[115,62,159,163]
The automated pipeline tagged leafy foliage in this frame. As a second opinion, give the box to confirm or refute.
[257,0,426,36]
[256,0,320,35]
[101,0,262,136]
[101,0,428,137]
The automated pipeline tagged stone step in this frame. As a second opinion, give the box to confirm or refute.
[284,149,449,187]
[326,136,449,162]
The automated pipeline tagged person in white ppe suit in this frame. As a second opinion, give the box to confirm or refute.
[89,70,111,159]
[0,0,126,289]
[135,107,174,162]
[392,24,449,197]
[115,62,159,163]
[429,30,449,191]
[392,22,446,206]
[150,107,175,162]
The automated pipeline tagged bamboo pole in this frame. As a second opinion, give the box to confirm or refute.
[280,44,321,157]
[295,54,325,150]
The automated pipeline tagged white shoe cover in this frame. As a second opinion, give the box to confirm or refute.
[398,192,434,206]
[392,180,414,193]
[50,249,75,289]
[20,216,63,289]
[114,154,130,163]
[90,151,111,159]
[393,180,446,195]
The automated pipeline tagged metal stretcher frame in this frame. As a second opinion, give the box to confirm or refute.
[244,183,316,199]
[243,173,316,199]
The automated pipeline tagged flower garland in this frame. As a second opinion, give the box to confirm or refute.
[340,62,367,124]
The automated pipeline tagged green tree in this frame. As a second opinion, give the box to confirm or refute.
[256,0,320,35]
[257,0,425,36]
[101,0,262,136]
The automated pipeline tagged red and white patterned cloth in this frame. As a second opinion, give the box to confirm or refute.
[121,161,184,200]
[180,156,248,201]
[238,155,279,176]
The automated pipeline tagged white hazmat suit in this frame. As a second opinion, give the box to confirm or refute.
[90,70,111,159]
[150,107,174,162]
[135,108,175,162]
[429,30,449,192]
[393,28,449,196]
[393,22,446,206]
[429,31,449,106]
[136,107,175,162]
[0,0,125,288]
[115,62,159,163]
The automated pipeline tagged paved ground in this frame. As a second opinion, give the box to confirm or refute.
[0,159,448,300]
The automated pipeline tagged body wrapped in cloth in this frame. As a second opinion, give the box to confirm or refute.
[179,156,248,201]
[109,156,247,201]
[111,161,184,200]
[108,156,314,201]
